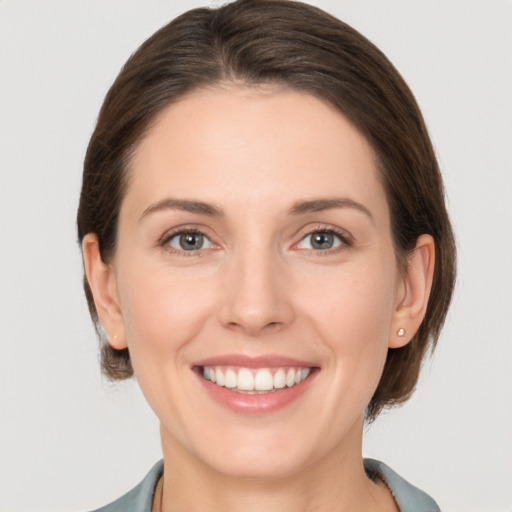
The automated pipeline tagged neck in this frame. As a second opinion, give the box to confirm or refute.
[156,421,397,512]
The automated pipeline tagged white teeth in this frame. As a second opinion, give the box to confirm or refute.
[254,369,273,391]
[273,368,286,389]
[202,366,312,392]
[203,367,215,383]
[237,368,254,390]
[225,369,237,388]
[215,367,225,387]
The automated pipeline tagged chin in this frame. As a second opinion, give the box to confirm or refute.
[181,421,340,482]
[204,447,311,481]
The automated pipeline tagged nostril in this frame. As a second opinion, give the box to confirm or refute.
[225,319,284,336]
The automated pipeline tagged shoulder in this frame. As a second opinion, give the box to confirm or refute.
[364,458,440,512]
[89,460,163,512]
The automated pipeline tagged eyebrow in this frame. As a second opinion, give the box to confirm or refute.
[139,197,373,222]
[287,198,374,222]
[139,198,224,221]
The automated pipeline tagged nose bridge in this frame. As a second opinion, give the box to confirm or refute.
[220,237,293,335]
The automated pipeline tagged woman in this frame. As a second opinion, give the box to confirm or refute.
[77,0,455,510]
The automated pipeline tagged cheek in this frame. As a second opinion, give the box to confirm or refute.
[298,259,397,372]
[117,263,217,367]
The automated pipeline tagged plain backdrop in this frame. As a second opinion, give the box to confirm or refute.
[1,1,511,511]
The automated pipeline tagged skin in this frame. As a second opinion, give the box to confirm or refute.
[83,86,435,512]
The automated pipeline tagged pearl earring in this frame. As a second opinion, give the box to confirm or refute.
[397,328,406,337]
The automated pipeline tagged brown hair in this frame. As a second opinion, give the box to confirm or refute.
[77,0,456,421]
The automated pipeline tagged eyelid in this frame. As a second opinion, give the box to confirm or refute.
[158,225,219,255]
[157,223,353,255]
[292,224,354,252]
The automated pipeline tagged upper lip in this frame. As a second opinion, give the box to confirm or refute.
[193,354,317,369]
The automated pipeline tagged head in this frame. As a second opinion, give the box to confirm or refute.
[77,0,455,424]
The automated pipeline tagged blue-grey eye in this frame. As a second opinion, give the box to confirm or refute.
[297,231,343,250]
[168,232,213,251]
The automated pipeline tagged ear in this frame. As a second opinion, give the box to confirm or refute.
[389,234,435,348]
[82,233,127,350]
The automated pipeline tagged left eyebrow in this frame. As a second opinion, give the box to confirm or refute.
[287,198,374,222]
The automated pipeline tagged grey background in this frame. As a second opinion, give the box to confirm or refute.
[1,1,511,511]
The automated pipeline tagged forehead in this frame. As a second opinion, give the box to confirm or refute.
[125,86,388,221]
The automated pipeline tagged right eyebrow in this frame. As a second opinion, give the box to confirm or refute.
[139,198,225,222]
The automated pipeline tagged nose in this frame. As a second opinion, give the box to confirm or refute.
[218,247,294,336]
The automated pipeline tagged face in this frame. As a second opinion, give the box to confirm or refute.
[103,87,407,478]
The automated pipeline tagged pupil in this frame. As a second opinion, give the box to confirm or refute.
[311,232,333,250]
[180,233,203,250]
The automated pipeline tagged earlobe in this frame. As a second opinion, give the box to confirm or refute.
[82,234,127,350]
[389,234,435,348]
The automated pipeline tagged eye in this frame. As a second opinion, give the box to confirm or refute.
[166,231,214,252]
[296,230,346,251]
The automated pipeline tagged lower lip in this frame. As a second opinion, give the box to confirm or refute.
[196,370,316,416]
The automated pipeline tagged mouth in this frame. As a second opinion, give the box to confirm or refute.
[200,365,313,394]
[193,355,319,414]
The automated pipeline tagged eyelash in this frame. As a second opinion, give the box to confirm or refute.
[160,228,215,257]
[159,225,353,257]
[293,226,353,254]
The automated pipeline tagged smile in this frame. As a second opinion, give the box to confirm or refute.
[194,355,318,414]
[201,366,312,393]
